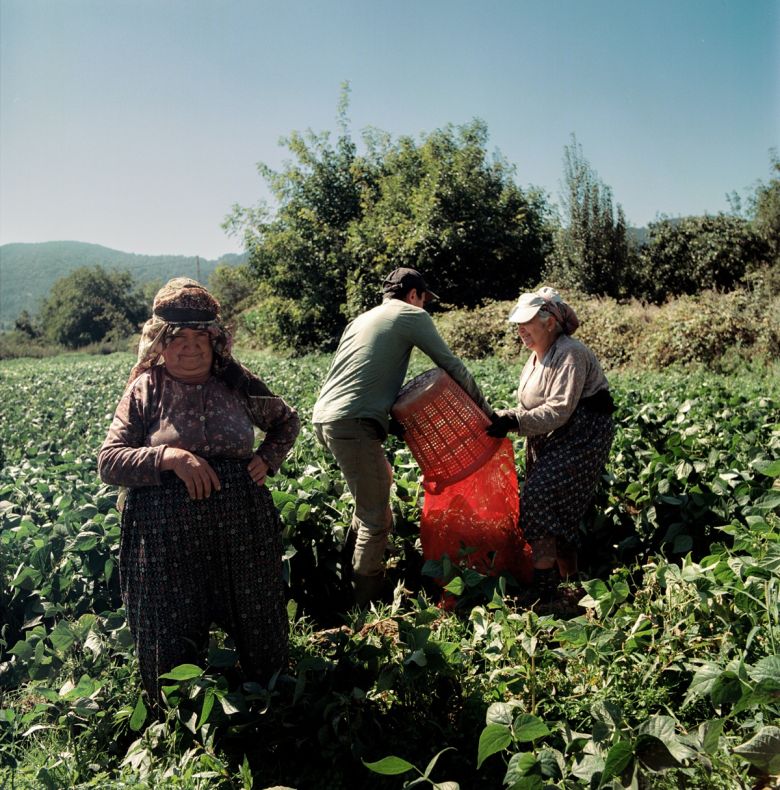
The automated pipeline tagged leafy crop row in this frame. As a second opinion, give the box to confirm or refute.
[0,352,778,788]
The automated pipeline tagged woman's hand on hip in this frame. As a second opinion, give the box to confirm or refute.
[247,454,270,486]
[160,447,221,500]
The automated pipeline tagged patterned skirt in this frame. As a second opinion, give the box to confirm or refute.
[120,457,288,700]
[522,406,614,546]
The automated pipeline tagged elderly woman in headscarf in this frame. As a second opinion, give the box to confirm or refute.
[486,287,615,602]
[98,278,300,703]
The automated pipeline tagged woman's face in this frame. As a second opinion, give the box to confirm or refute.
[516,313,557,355]
[162,328,214,383]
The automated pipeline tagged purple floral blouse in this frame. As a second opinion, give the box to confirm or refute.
[98,366,300,487]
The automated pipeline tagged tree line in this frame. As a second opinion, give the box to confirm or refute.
[11,101,779,352]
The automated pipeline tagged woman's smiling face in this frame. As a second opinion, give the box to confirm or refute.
[162,328,214,383]
[516,312,558,356]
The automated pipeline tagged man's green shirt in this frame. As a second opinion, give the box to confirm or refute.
[312,299,492,433]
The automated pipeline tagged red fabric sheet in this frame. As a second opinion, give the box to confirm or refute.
[420,439,534,585]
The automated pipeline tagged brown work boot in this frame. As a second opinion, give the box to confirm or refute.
[514,567,561,608]
[353,573,387,607]
[532,567,561,603]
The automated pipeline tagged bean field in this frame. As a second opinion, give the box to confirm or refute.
[1,352,778,789]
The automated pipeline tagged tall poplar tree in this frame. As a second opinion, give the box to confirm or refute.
[548,135,632,297]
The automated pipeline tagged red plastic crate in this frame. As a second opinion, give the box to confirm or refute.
[391,368,501,490]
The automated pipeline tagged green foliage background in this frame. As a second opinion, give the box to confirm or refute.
[3,109,778,357]
[225,112,554,353]
[433,287,780,371]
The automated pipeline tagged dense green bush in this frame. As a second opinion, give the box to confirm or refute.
[225,99,553,352]
[433,299,522,361]
[207,263,256,320]
[38,265,148,349]
[433,288,780,371]
[643,290,780,369]
[633,214,770,303]
[569,294,650,369]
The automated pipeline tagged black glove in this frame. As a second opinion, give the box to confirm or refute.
[388,416,406,438]
[486,413,517,439]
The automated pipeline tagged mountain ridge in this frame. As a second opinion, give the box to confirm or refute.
[0,240,247,329]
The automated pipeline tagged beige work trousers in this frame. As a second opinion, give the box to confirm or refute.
[314,419,393,577]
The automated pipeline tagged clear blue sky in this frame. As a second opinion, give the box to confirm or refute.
[1,0,777,259]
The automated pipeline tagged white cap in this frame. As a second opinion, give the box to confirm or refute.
[508,292,545,323]
[507,287,562,323]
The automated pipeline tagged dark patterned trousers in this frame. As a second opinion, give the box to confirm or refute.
[120,458,288,702]
[522,407,614,546]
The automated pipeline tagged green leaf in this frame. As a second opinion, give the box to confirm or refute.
[513,714,550,743]
[600,740,633,785]
[443,576,464,595]
[505,751,539,783]
[672,534,693,554]
[240,754,253,790]
[637,715,695,763]
[49,621,76,655]
[477,723,512,769]
[733,726,780,774]
[700,718,724,755]
[462,568,485,588]
[404,649,427,667]
[197,688,216,730]
[486,701,518,726]
[747,655,780,686]
[70,674,101,699]
[9,640,35,661]
[755,491,780,510]
[422,559,444,578]
[683,661,721,706]
[537,747,564,779]
[675,460,693,479]
[10,566,40,590]
[219,695,242,716]
[754,459,780,477]
[570,753,604,782]
[505,776,544,790]
[158,663,204,681]
[362,755,415,775]
[129,695,147,732]
[271,490,296,508]
[73,532,99,551]
[710,670,743,706]
[421,747,455,779]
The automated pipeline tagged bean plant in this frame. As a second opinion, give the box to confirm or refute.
[0,352,778,788]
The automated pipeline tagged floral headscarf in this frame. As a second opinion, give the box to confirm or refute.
[536,286,580,335]
[127,278,233,387]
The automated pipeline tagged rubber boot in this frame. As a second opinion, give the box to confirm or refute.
[532,567,560,603]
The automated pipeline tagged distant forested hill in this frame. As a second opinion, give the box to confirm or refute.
[0,241,247,329]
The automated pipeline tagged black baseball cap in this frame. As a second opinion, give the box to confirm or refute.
[381,267,439,302]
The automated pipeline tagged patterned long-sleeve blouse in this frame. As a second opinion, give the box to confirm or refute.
[98,365,300,488]
[504,334,609,437]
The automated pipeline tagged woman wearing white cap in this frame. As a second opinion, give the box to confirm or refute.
[486,287,615,603]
